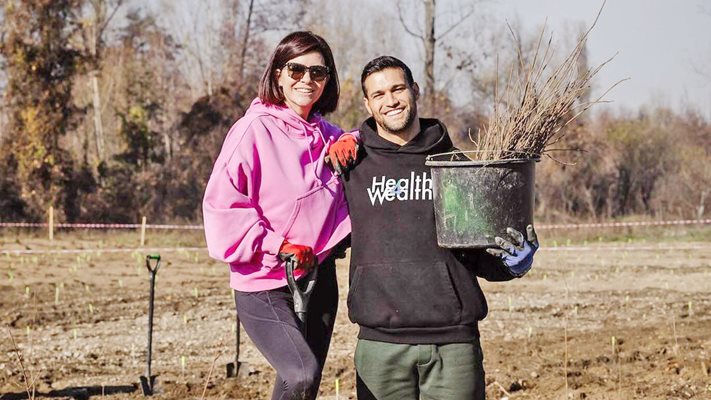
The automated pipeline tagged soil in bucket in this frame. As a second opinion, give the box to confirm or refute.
[425,151,537,248]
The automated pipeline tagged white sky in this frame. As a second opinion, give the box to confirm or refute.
[490,0,711,116]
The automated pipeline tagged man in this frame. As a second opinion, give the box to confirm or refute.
[342,56,539,399]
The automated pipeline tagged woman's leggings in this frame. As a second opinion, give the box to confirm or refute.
[234,258,338,400]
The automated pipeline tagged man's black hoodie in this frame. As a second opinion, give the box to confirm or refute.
[343,117,515,344]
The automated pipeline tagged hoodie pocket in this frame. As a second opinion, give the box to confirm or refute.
[347,260,462,329]
[280,176,347,253]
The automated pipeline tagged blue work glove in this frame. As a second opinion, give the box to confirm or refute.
[485,224,539,277]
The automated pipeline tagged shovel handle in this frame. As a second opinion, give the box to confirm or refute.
[145,254,161,274]
[280,254,318,323]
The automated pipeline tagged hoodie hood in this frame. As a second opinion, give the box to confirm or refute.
[360,117,451,154]
[245,98,325,141]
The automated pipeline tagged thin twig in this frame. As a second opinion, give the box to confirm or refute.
[564,282,569,399]
[200,350,224,400]
[487,380,512,397]
[7,328,36,400]
[617,345,622,399]
[438,7,477,39]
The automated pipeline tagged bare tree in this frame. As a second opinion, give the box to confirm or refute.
[79,0,124,164]
[0,7,7,144]
[159,0,307,98]
[237,0,255,81]
[397,0,480,112]
[159,0,223,97]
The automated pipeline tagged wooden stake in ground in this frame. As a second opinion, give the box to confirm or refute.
[49,206,54,242]
[140,216,147,247]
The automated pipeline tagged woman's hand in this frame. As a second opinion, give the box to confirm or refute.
[279,240,315,271]
[326,134,359,175]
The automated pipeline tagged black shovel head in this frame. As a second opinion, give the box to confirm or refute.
[140,375,157,396]
[226,361,251,378]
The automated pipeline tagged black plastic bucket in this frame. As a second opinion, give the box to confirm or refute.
[425,151,538,248]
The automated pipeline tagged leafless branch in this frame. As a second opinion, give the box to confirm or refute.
[200,350,223,400]
[97,0,125,39]
[238,0,255,80]
[397,0,424,40]
[437,6,476,40]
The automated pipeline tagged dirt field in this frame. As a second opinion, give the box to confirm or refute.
[1,226,710,399]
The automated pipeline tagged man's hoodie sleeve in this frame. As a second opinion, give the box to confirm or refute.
[202,124,284,265]
[454,250,516,282]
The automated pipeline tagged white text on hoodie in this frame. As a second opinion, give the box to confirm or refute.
[367,172,433,205]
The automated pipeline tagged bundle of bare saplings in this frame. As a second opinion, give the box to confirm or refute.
[426,3,623,249]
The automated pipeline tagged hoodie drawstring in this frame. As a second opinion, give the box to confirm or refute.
[302,122,328,185]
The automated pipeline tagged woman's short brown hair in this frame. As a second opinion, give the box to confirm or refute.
[259,31,339,115]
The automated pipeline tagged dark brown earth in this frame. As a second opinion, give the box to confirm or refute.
[1,227,710,399]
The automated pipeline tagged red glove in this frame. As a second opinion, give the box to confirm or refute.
[278,240,315,271]
[327,134,358,174]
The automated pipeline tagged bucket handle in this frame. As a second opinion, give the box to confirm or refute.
[425,150,541,164]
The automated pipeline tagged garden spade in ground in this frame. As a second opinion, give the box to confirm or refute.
[140,254,161,396]
[225,295,250,379]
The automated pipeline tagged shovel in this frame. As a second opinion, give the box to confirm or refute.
[225,293,250,378]
[280,254,319,335]
[140,254,161,396]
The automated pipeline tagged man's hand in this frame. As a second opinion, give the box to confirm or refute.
[278,240,315,271]
[486,224,539,277]
[326,134,358,176]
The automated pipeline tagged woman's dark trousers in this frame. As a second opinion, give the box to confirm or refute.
[234,258,338,400]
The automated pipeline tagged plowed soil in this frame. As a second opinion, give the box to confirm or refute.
[1,228,710,399]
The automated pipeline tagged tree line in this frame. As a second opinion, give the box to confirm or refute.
[0,0,708,224]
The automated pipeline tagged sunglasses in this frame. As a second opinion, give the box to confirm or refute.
[283,62,330,82]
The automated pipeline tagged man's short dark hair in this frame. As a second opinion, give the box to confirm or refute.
[361,56,415,97]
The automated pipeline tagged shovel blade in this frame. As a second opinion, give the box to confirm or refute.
[226,361,251,379]
[140,375,156,396]
[225,362,235,378]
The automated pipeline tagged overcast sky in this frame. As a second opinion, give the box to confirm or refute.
[490,0,711,116]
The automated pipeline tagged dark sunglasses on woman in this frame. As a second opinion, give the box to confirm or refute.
[284,62,330,82]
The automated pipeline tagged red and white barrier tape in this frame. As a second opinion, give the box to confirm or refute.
[1,247,205,256]
[0,219,709,231]
[538,219,711,229]
[544,244,708,251]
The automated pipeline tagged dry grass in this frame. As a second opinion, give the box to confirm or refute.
[468,0,626,162]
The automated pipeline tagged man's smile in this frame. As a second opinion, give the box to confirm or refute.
[384,108,404,117]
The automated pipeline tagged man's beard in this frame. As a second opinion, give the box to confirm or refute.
[379,104,417,134]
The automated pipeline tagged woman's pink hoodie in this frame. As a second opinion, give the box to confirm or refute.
[203,98,352,292]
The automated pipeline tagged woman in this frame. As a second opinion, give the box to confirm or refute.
[203,31,357,399]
